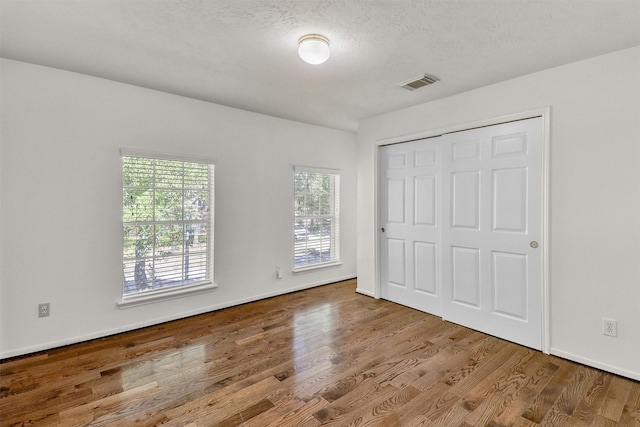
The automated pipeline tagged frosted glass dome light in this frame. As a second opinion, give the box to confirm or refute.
[298,34,330,65]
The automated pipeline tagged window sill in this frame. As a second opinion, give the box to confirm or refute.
[292,261,342,275]
[117,281,218,309]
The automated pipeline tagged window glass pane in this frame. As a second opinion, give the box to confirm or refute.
[153,255,184,284]
[123,225,153,257]
[294,169,339,268]
[320,218,331,235]
[154,189,183,221]
[122,155,213,297]
[184,189,209,220]
[123,225,153,260]
[123,157,154,188]
[294,195,307,217]
[184,163,209,188]
[318,193,330,215]
[184,250,208,281]
[192,223,208,247]
[155,160,183,188]
[294,172,307,192]
[122,224,154,292]
[154,224,184,255]
[123,188,154,222]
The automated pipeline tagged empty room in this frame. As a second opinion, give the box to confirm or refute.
[1,0,639,426]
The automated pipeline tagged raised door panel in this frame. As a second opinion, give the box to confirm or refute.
[491,132,528,158]
[387,239,406,287]
[492,251,528,320]
[451,246,481,308]
[451,171,480,230]
[493,168,527,233]
[387,152,407,169]
[415,241,437,295]
[414,175,437,226]
[414,147,437,167]
[452,139,481,162]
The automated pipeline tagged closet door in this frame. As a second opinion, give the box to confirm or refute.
[441,118,542,350]
[379,138,442,315]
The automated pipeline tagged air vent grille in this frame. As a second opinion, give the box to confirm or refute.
[401,74,439,91]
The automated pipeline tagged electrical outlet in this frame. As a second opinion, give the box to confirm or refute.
[39,303,50,318]
[602,318,617,337]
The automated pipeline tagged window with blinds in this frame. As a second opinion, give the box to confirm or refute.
[122,152,213,297]
[294,167,340,269]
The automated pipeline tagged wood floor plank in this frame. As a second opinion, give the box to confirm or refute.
[442,337,516,395]
[458,349,537,426]
[2,278,639,427]
[387,331,491,392]
[573,371,613,424]
[320,383,420,426]
[487,355,560,426]
[264,396,325,427]
[598,374,634,422]
[591,414,622,427]
[432,401,473,426]
[379,380,460,426]
[621,383,640,427]
[553,365,602,418]
[627,383,640,409]
[311,377,392,423]
[522,356,579,423]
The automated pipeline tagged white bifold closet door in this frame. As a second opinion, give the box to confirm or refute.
[380,117,542,350]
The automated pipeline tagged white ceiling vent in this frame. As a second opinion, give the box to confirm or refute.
[400,74,439,91]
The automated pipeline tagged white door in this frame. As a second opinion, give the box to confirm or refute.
[441,118,542,350]
[379,117,543,350]
[379,138,442,315]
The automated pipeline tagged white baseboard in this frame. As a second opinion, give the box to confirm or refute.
[356,287,375,298]
[550,347,640,381]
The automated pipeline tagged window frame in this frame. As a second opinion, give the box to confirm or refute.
[293,166,341,273]
[118,148,216,308]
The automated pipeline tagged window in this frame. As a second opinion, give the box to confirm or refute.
[121,150,214,304]
[294,167,340,270]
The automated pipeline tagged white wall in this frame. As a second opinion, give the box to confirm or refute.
[0,59,357,358]
[357,46,640,380]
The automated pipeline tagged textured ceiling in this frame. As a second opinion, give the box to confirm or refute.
[2,0,640,131]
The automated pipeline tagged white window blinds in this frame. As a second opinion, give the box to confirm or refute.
[122,152,214,296]
[294,166,340,269]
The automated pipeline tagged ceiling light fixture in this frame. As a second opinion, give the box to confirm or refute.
[298,34,330,65]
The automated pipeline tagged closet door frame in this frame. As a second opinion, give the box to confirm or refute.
[374,108,551,354]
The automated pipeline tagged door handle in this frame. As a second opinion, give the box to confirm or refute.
[381,227,385,233]
[530,241,539,248]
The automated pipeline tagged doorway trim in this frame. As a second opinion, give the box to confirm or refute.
[373,107,551,354]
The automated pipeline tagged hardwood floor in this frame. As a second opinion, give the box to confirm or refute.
[1,279,639,426]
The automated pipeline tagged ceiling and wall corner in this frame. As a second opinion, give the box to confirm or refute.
[1,0,639,132]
